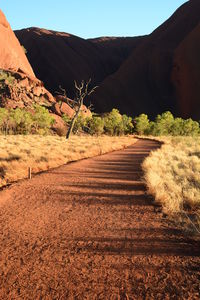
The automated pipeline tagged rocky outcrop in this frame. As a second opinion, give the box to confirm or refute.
[53,95,92,118]
[0,10,86,135]
[0,69,55,109]
[0,10,34,77]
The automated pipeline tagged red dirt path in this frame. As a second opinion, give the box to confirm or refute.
[0,139,199,299]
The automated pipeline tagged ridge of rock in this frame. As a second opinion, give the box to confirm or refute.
[0,10,35,77]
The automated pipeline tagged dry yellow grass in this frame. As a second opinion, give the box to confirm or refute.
[0,134,136,188]
[142,136,200,229]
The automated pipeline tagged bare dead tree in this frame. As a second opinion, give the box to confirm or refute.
[55,85,75,109]
[66,79,97,139]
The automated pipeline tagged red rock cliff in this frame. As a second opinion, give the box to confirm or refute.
[0,10,35,77]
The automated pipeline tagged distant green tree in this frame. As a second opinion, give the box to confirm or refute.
[134,114,150,135]
[182,118,200,136]
[87,115,104,135]
[122,114,134,134]
[153,111,174,135]
[32,105,54,134]
[10,108,33,134]
[103,109,123,135]
[170,117,185,136]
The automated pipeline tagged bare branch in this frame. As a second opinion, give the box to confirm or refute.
[66,79,97,139]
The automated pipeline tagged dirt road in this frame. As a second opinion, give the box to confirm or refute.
[0,139,199,299]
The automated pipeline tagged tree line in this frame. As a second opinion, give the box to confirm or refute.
[63,109,200,136]
[0,106,199,136]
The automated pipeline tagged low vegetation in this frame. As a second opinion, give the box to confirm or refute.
[1,102,200,232]
[134,111,200,136]
[142,136,200,231]
[62,108,134,136]
[0,106,54,135]
[0,135,136,188]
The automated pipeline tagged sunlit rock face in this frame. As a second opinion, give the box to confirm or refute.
[0,10,35,77]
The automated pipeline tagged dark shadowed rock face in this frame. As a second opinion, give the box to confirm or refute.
[0,10,35,77]
[15,0,200,120]
[89,0,200,119]
[171,23,200,120]
[15,28,145,98]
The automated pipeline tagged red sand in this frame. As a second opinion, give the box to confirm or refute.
[0,139,199,299]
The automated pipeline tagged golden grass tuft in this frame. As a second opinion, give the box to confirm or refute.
[0,135,136,188]
[142,136,200,230]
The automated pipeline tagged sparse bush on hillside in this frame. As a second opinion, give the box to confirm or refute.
[0,70,15,86]
[21,45,27,54]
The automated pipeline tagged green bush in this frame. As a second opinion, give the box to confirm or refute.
[0,70,15,86]
[134,111,200,136]
[87,115,104,135]
[0,106,54,135]
[62,108,133,136]
[134,114,150,135]
[122,114,134,134]
[32,105,54,134]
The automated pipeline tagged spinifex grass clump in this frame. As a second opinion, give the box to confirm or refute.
[0,135,136,187]
[142,136,200,227]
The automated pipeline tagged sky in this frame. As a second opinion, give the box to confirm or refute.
[1,0,188,38]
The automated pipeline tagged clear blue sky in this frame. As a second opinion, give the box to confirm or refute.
[1,0,187,38]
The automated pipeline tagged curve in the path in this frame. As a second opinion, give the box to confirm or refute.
[0,139,199,299]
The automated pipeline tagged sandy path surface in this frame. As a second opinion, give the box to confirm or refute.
[0,139,199,299]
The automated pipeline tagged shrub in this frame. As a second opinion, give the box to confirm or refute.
[153,111,174,135]
[103,109,124,135]
[0,70,15,86]
[0,106,54,135]
[134,111,200,136]
[32,105,54,134]
[122,114,134,134]
[87,115,104,135]
[134,113,150,135]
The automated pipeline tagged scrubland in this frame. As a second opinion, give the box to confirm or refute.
[142,136,200,231]
[0,135,136,188]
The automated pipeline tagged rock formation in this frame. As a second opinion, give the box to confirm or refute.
[15,28,145,98]
[15,0,200,120]
[171,23,200,120]
[0,69,55,109]
[0,10,35,77]
[0,10,88,135]
[89,0,200,119]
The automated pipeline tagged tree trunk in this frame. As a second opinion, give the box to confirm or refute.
[66,99,83,139]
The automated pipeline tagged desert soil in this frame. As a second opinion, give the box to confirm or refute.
[0,139,199,299]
